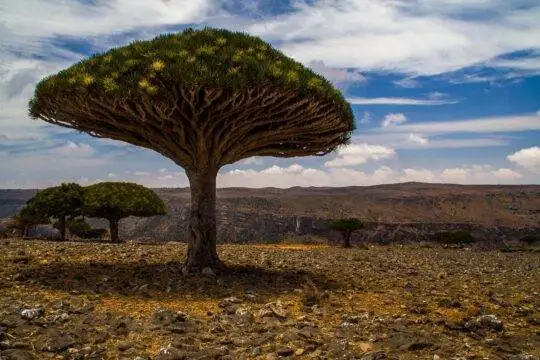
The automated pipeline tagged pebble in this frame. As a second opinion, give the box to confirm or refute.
[20,308,44,320]
[276,347,294,356]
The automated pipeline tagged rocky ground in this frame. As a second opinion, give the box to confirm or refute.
[0,239,538,360]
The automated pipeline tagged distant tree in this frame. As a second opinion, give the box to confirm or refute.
[83,182,167,243]
[3,208,49,238]
[21,183,84,240]
[329,218,365,248]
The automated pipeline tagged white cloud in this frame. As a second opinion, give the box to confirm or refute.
[371,165,395,183]
[489,57,540,71]
[247,0,540,76]
[427,91,447,100]
[108,173,117,178]
[352,133,508,150]
[407,133,429,145]
[240,157,265,166]
[381,113,407,127]
[373,113,540,135]
[1,161,534,189]
[308,60,366,92]
[393,78,420,88]
[441,167,470,181]
[347,97,458,106]
[214,164,528,188]
[359,111,371,124]
[52,141,95,157]
[324,143,395,168]
[1,0,215,55]
[491,168,521,180]
[507,146,540,171]
[400,168,436,182]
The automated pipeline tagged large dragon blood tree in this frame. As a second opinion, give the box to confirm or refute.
[28,27,355,273]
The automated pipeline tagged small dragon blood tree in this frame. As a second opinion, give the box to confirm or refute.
[28,27,355,273]
[83,182,167,243]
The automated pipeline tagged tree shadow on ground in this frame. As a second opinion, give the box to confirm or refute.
[17,260,341,300]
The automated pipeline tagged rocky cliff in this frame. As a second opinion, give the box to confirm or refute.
[1,183,539,243]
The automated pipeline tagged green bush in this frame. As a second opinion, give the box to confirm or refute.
[78,229,109,240]
[67,219,92,237]
[433,230,475,244]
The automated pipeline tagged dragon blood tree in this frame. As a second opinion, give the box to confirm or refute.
[83,182,167,243]
[28,27,355,272]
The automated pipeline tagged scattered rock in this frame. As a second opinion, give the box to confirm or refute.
[405,341,433,351]
[43,335,76,353]
[361,351,387,360]
[154,345,188,360]
[276,347,294,356]
[117,341,135,351]
[359,342,374,352]
[259,301,288,319]
[20,308,44,320]
[409,304,428,315]
[218,296,242,308]
[465,315,504,332]
[0,349,34,360]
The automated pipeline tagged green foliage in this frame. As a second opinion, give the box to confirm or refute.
[329,218,365,232]
[66,219,92,237]
[78,228,109,240]
[23,183,84,221]
[14,205,50,229]
[83,182,167,220]
[433,230,475,245]
[29,27,353,131]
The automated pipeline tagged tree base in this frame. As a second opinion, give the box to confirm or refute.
[182,256,226,275]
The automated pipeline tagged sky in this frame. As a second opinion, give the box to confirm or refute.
[0,0,539,189]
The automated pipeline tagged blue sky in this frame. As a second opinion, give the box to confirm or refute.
[0,0,539,188]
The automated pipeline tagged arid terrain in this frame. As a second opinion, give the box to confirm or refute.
[0,239,538,360]
[1,183,539,243]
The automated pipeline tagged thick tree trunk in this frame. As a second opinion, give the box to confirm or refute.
[343,230,352,248]
[109,218,120,243]
[184,167,224,273]
[59,216,66,241]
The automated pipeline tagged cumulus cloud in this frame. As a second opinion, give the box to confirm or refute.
[507,146,540,171]
[381,113,407,127]
[324,143,396,168]
[491,168,521,180]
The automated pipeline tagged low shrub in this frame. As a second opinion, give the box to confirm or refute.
[78,228,109,240]
[433,230,475,245]
[499,244,516,253]
[281,234,328,245]
[67,219,92,237]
